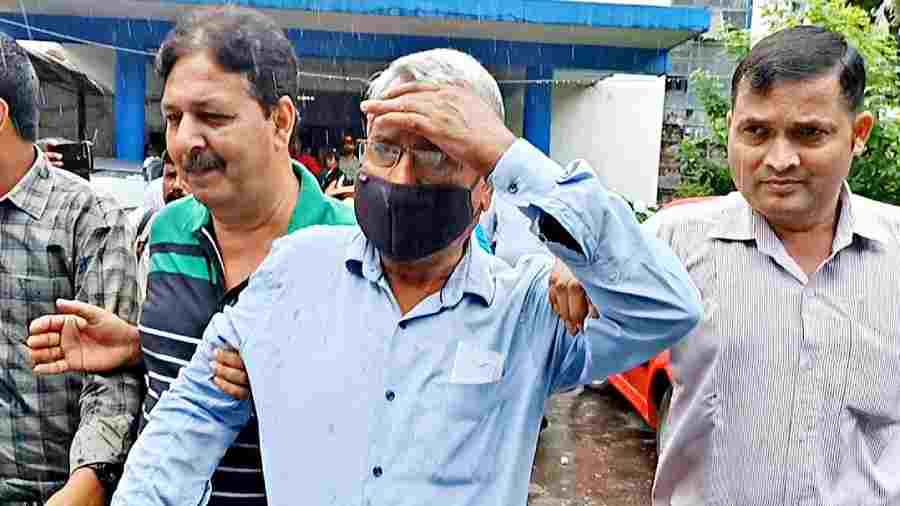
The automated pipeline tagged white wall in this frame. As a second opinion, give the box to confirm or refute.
[550,70,666,205]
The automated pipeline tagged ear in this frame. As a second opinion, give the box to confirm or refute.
[0,98,10,133]
[851,111,875,156]
[475,178,492,214]
[272,96,296,151]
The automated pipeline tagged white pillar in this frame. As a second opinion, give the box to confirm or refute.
[750,0,775,45]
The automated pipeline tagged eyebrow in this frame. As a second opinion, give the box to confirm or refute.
[735,116,836,129]
[734,116,770,127]
[161,97,229,112]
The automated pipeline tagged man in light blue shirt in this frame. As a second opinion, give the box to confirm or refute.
[113,48,701,506]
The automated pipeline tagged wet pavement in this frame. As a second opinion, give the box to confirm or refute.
[529,385,658,506]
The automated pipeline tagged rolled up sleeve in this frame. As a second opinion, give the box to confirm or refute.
[69,200,143,474]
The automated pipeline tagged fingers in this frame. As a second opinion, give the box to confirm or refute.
[27,331,61,349]
[55,299,102,323]
[29,313,78,335]
[363,82,441,103]
[566,283,590,334]
[215,348,245,370]
[213,376,250,401]
[555,285,574,334]
[369,111,434,140]
[548,285,560,318]
[361,86,442,128]
[211,361,249,386]
[30,345,65,366]
[212,350,251,401]
[209,356,250,387]
[34,359,71,375]
[212,349,250,402]
[29,314,58,335]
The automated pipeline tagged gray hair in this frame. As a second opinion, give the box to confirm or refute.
[367,48,505,120]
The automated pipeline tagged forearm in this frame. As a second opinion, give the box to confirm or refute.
[114,334,250,505]
[47,468,106,506]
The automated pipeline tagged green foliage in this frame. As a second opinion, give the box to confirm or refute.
[675,0,900,205]
[676,134,734,198]
[846,119,900,202]
[675,70,736,198]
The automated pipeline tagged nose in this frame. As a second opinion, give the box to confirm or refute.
[763,135,800,173]
[172,170,187,194]
[169,114,207,166]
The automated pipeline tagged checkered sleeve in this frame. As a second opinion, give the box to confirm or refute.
[67,197,143,475]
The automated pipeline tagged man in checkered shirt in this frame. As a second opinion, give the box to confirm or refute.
[0,34,141,505]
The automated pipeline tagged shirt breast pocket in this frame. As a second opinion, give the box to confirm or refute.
[444,380,503,420]
[431,380,505,484]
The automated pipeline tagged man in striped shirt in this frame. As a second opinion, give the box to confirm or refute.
[648,26,900,505]
[27,6,355,504]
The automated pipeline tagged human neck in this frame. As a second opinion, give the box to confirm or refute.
[767,200,841,276]
[0,139,36,197]
[209,162,299,290]
[210,162,298,239]
[381,241,467,315]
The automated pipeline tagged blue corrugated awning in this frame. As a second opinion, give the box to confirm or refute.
[165,0,709,33]
[0,0,709,70]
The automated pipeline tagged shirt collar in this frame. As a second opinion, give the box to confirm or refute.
[708,183,890,246]
[188,160,324,232]
[841,184,891,245]
[706,192,760,242]
[344,230,497,307]
[4,147,52,220]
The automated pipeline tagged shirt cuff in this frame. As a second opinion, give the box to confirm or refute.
[489,138,562,208]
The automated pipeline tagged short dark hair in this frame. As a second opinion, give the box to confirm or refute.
[0,33,40,142]
[731,26,866,112]
[156,6,299,116]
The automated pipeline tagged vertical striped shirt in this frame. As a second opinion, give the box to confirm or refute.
[138,161,355,505]
[649,185,900,506]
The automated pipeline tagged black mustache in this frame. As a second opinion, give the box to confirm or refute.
[183,151,225,172]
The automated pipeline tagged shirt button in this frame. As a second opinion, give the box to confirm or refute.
[399,321,407,330]
[372,466,383,478]
[607,269,621,284]
[385,390,395,402]
[508,181,519,194]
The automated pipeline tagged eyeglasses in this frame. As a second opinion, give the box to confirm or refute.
[359,140,453,173]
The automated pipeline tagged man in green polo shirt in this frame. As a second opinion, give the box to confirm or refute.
[26,6,353,504]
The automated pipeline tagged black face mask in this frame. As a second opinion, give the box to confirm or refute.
[354,172,477,262]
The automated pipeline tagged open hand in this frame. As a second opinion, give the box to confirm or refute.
[361,83,516,178]
[27,299,139,374]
